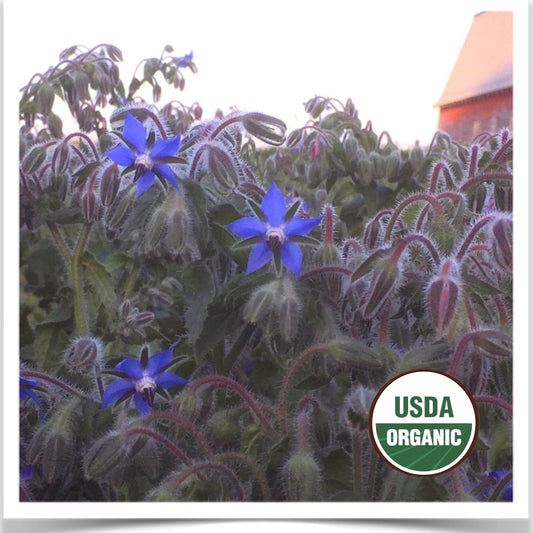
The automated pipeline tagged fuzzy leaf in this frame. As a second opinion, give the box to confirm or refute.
[81,251,118,321]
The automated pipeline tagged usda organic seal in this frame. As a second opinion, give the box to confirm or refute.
[369,370,479,476]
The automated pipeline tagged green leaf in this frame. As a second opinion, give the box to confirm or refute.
[35,323,69,372]
[81,252,118,322]
[294,374,332,390]
[181,261,216,344]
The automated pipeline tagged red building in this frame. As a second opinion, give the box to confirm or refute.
[435,11,512,143]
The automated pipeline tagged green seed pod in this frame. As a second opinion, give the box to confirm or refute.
[282,452,321,501]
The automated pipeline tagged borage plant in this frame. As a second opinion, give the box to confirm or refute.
[19,45,512,502]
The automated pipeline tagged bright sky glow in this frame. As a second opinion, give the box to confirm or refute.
[8,0,513,147]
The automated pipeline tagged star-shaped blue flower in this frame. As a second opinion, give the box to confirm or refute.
[105,113,181,197]
[227,182,322,276]
[20,376,45,421]
[102,344,188,416]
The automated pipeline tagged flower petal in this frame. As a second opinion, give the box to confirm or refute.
[261,182,286,226]
[280,240,303,276]
[105,144,136,166]
[150,135,181,160]
[123,113,147,154]
[102,378,135,407]
[133,392,152,416]
[155,372,188,389]
[227,217,267,238]
[136,170,156,197]
[285,216,323,236]
[247,241,273,274]
[114,358,144,379]
[146,345,176,376]
[154,163,179,190]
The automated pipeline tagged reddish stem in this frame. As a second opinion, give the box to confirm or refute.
[301,265,352,280]
[456,215,496,261]
[189,375,274,434]
[125,427,192,465]
[473,395,512,416]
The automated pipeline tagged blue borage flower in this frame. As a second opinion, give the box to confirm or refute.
[20,376,45,421]
[227,182,322,276]
[105,113,181,197]
[102,343,188,416]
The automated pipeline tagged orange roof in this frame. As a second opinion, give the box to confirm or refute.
[435,11,512,108]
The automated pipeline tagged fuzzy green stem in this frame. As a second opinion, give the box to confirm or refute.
[367,447,378,500]
[46,222,73,266]
[216,451,272,501]
[488,471,513,502]
[351,430,363,498]
[449,330,511,377]
[20,369,90,400]
[301,265,353,280]
[70,222,92,335]
[125,427,192,465]
[147,411,214,458]
[190,375,275,434]
[278,343,329,433]
[166,460,245,501]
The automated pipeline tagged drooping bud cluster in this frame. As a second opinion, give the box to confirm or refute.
[64,337,103,373]
[115,300,155,344]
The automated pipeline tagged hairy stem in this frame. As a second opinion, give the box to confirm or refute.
[70,222,92,335]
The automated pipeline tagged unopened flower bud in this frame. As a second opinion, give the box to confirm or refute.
[325,339,381,369]
[286,129,304,149]
[83,432,130,479]
[427,259,461,332]
[82,188,99,222]
[341,386,377,430]
[99,163,121,206]
[207,409,241,445]
[384,152,401,181]
[360,255,399,319]
[119,299,132,317]
[494,185,512,212]
[240,112,286,146]
[37,83,55,115]
[104,186,136,239]
[51,141,71,175]
[282,453,321,501]
[243,279,280,325]
[363,217,384,251]
[314,243,343,299]
[343,135,359,162]
[490,217,512,274]
[355,151,373,186]
[207,143,241,191]
[370,151,385,179]
[468,184,488,214]
[409,141,424,170]
[133,311,155,328]
[64,337,102,372]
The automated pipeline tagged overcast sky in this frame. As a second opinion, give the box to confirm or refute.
[7,0,516,146]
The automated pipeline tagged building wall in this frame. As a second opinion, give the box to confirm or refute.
[437,88,512,143]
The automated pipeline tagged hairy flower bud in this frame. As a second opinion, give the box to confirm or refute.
[104,186,136,239]
[51,141,71,175]
[37,83,55,115]
[494,184,512,212]
[427,259,461,332]
[82,188,99,222]
[99,163,121,206]
[491,216,512,274]
[326,339,381,369]
[360,255,399,319]
[64,337,102,372]
[355,150,373,186]
[384,152,401,181]
[243,278,301,341]
[282,452,321,501]
[314,243,343,299]
[83,432,130,479]
[341,386,377,430]
[467,184,488,214]
[207,143,241,192]
[409,141,424,170]
[240,112,286,145]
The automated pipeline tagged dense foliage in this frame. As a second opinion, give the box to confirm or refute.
[19,44,512,502]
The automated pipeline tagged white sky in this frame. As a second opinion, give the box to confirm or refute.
[7,0,517,147]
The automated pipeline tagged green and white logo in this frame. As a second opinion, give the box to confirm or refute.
[369,370,479,476]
